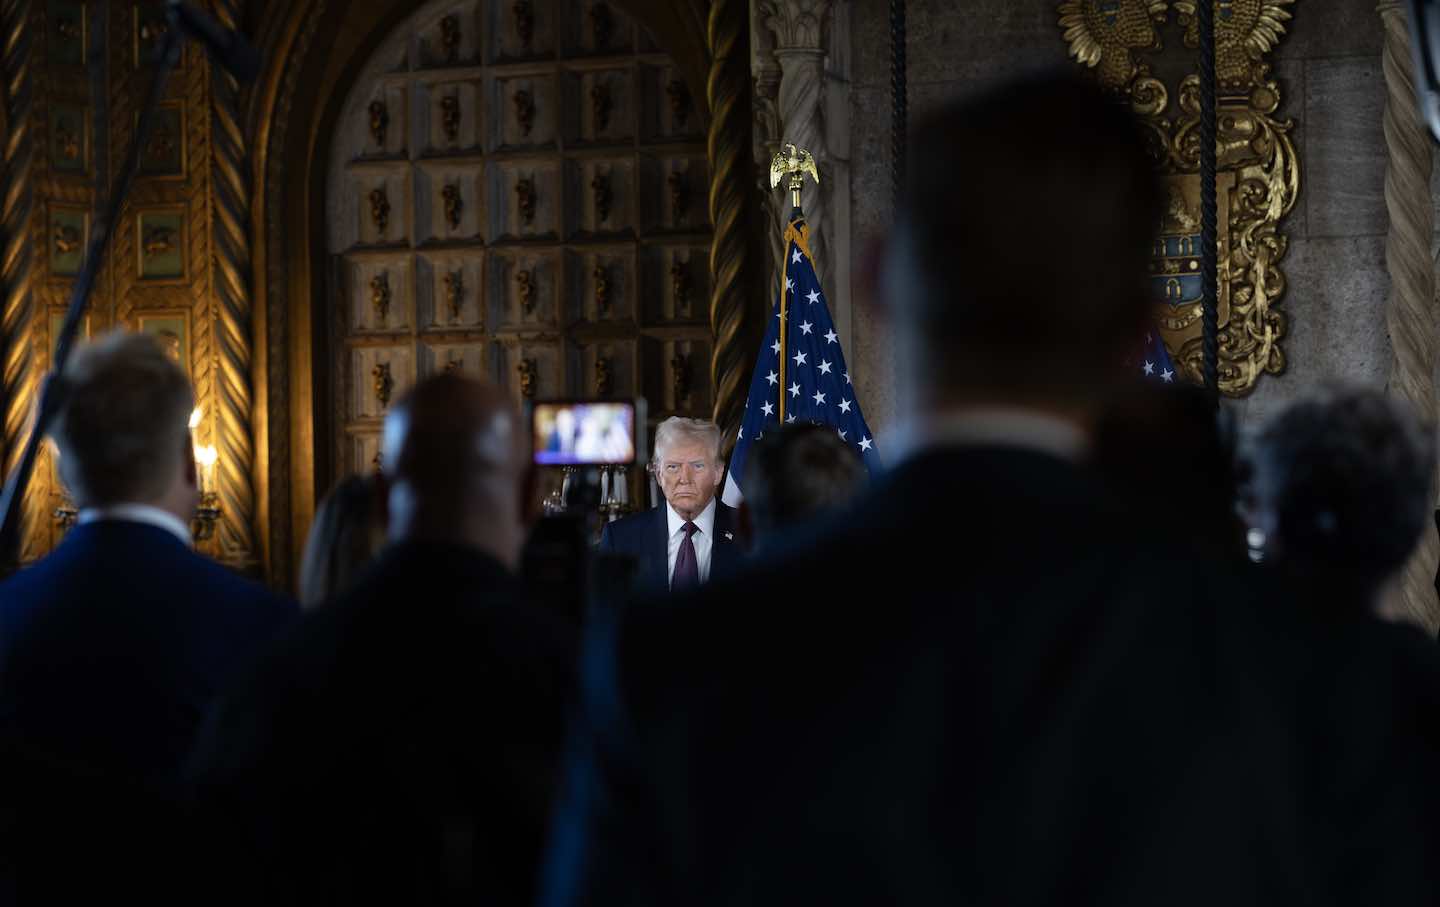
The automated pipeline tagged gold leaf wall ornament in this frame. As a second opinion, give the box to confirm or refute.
[442,183,463,230]
[515,175,536,224]
[368,99,388,147]
[369,186,390,235]
[372,361,394,408]
[55,122,79,162]
[671,259,692,313]
[440,95,461,144]
[593,262,610,315]
[443,269,464,321]
[513,88,535,137]
[53,224,80,255]
[671,352,692,403]
[143,225,176,258]
[513,0,535,51]
[516,268,535,313]
[590,82,612,133]
[595,356,613,396]
[439,14,461,63]
[591,171,611,223]
[1173,0,1292,90]
[1057,0,1167,92]
[517,357,537,398]
[1057,0,1299,396]
[668,170,689,222]
[590,2,613,49]
[370,271,391,324]
[666,79,691,127]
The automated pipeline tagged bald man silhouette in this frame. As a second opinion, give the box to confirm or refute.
[189,374,577,907]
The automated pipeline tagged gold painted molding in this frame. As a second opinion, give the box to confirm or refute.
[1058,0,1299,396]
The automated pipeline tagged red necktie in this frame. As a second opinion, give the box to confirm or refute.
[672,520,699,591]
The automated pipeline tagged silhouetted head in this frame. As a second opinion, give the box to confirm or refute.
[50,331,198,523]
[1250,386,1436,609]
[883,71,1163,415]
[739,422,866,549]
[299,473,386,609]
[380,374,533,567]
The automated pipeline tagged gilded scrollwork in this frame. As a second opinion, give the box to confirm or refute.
[590,82,612,133]
[513,88,535,136]
[593,262,610,316]
[372,361,393,408]
[595,356,613,396]
[370,271,390,324]
[369,187,390,235]
[671,259,691,314]
[516,267,535,313]
[515,175,536,224]
[443,269,463,321]
[368,100,388,147]
[668,170,689,222]
[440,95,460,144]
[517,357,537,398]
[1058,0,1298,396]
[442,183,463,230]
[591,171,611,223]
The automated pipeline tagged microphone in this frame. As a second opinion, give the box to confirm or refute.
[166,0,261,82]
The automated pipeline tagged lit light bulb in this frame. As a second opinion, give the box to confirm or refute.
[195,444,218,494]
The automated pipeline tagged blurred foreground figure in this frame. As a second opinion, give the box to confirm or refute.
[1251,387,1436,615]
[540,73,1440,906]
[1094,382,1246,560]
[736,421,867,553]
[298,473,385,609]
[189,374,577,906]
[0,332,294,899]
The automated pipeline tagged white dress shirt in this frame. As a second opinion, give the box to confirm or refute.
[666,497,716,588]
[77,503,192,546]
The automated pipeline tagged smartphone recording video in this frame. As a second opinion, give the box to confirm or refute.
[532,400,640,466]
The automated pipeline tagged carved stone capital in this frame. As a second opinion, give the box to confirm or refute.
[760,0,830,52]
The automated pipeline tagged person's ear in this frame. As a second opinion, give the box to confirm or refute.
[736,500,755,552]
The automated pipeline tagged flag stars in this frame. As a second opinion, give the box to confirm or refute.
[761,401,774,417]
[1143,360,1155,376]
[844,372,851,385]
[792,350,807,367]
[818,359,833,375]
[806,288,821,305]
[771,339,782,355]
[1161,368,1174,383]
[859,437,873,453]
[838,429,847,441]
[812,390,827,406]
[799,320,814,335]
[785,276,794,292]
[785,413,796,424]
[789,382,801,398]
[838,398,852,414]
[792,247,803,264]
[824,328,838,345]
[766,370,778,386]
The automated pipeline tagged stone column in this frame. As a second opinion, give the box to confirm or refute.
[760,0,834,295]
[1378,0,1440,631]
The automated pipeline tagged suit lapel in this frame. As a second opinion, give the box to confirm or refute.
[711,504,739,580]
[650,505,672,591]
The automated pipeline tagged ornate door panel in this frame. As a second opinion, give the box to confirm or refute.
[326,0,711,482]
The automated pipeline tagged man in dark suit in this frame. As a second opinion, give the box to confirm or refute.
[539,74,1440,906]
[0,332,294,898]
[598,416,741,593]
[188,374,577,906]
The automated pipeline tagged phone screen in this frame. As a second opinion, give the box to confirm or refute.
[532,402,637,465]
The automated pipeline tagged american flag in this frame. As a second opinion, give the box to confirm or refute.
[721,214,880,507]
[1139,330,1178,384]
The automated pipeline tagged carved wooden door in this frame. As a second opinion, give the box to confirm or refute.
[326,0,712,482]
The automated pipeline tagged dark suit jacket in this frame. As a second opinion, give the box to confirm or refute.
[0,520,295,785]
[541,447,1440,907]
[0,519,294,902]
[597,500,741,594]
[187,540,578,907]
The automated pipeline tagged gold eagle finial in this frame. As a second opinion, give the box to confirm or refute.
[769,142,819,207]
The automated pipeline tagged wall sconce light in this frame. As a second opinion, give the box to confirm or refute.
[191,408,222,540]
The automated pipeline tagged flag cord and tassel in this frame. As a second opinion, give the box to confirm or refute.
[778,247,789,423]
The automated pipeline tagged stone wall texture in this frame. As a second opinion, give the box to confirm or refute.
[847,0,1390,438]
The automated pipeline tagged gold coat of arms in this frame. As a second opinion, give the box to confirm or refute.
[1058,0,1299,396]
